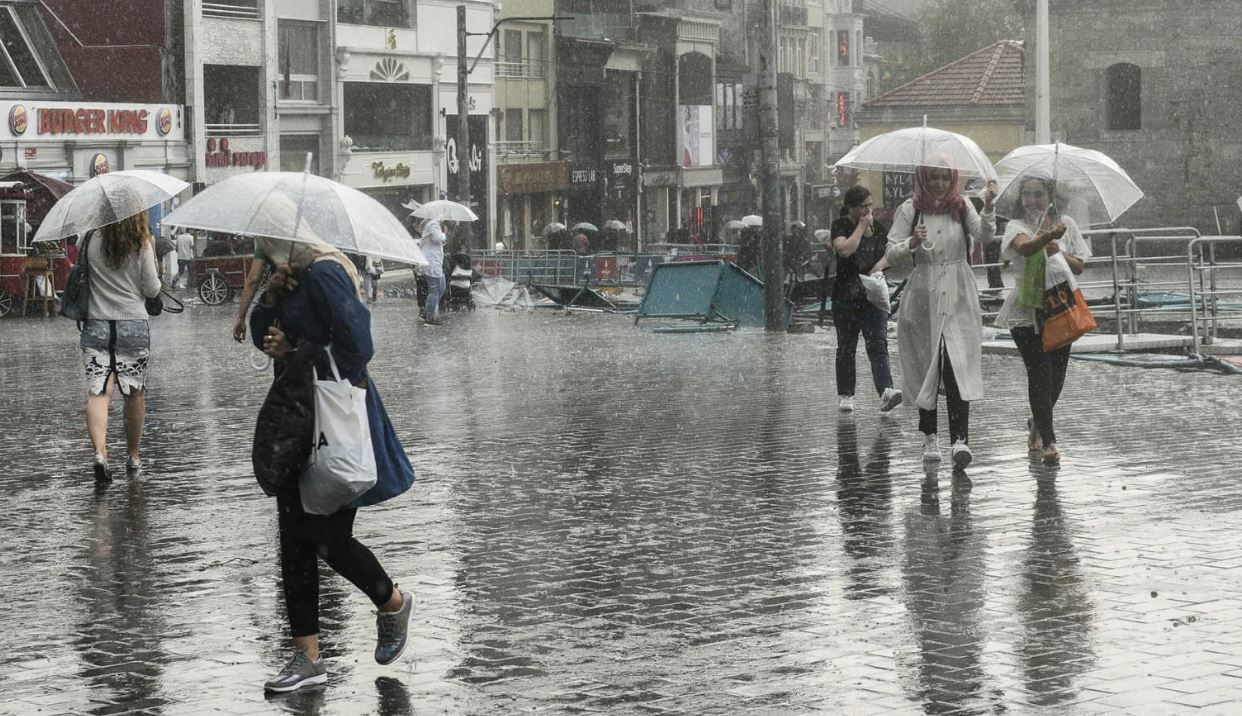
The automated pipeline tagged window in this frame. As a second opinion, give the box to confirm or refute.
[527,30,545,78]
[338,0,411,28]
[0,8,49,87]
[343,83,432,151]
[808,31,820,74]
[278,22,320,102]
[280,135,321,173]
[528,109,545,148]
[505,109,523,143]
[837,30,850,67]
[1106,63,1141,131]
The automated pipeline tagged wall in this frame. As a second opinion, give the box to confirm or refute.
[42,0,177,102]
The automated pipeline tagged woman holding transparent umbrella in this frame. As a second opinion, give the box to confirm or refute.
[885,162,997,468]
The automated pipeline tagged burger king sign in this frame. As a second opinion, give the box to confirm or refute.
[9,104,28,136]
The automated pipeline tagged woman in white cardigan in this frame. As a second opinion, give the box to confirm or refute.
[884,164,997,468]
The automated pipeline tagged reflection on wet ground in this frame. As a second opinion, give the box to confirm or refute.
[2,305,1242,714]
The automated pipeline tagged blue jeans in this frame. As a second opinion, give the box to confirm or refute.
[424,274,445,320]
[832,298,893,397]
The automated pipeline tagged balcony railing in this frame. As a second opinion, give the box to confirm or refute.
[495,60,548,80]
[206,123,262,137]
[203,0,260,20]
[495,140,546,156]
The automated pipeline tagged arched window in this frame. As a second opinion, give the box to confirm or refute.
[1105,63,1141,131]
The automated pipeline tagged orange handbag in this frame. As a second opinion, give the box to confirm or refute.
[1041,253,1096,351]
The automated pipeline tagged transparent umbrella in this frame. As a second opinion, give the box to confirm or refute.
[572,221,598,233]
[544,221,567,234]
[604,219,627,231]
[162,171,428,266]
[725,220,747,230]
[834,126,997,180]
[33,170,190,242]
[412,199,478,222]
[995,143,1143,227]
[741,214,763,227]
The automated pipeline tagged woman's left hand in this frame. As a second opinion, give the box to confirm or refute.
[983,179,999,211]
[262,325,293,359]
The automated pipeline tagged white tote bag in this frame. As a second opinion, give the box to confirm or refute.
[300,347,377,515]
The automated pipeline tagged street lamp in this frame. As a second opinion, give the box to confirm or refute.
[455,8,572,220]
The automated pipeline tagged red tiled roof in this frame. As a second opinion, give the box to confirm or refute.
[864,40,1025,108]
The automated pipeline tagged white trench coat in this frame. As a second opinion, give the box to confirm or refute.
[884,199,995,411]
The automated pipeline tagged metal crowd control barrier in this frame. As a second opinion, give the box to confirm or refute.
[474,250,579,285]
[1186,236,1242,354]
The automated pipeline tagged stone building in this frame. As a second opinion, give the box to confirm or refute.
[1023,0,1242,232]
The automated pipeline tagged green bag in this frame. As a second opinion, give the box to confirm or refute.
[1016,248,1046,309]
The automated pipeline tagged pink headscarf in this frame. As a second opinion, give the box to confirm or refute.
[913,163,967,221]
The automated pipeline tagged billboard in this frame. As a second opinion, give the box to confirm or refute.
[677,105,714,168]
[1,101,183,142]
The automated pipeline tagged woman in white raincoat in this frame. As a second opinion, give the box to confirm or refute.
[884,163,997,468]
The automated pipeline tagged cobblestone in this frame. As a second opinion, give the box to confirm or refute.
[0,305,1240,714]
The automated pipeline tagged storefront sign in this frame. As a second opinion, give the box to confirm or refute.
[444,114,490,244]
[0,101,183,141]
[205,137,267,169]
[371,160,411,182]
[89,153,110,177]
[882,171,914,210]
[568,161,598,189]
[498,161,568,194]
[23,147,37,160]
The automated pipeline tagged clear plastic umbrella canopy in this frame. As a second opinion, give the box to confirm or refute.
[33,170,190,242]
[741,214,763,227]
[604,219,627,231]
[572,221,598,233]
[411,199,478,222]
[544,221,567,234]
[995,143,1144,227]
[162,171,428,266]
[834,126,997,180]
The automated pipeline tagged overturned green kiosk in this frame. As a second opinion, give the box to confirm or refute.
[636,260,794,331]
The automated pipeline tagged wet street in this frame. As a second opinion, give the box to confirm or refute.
[2,303,1241,715]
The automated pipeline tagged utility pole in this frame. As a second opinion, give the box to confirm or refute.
[759,0,785,331]
[1035,0,1050,143]
[456,5,472,207]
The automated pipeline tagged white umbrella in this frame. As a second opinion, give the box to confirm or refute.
[572,221,598,233]
[544,222,567,234]
[162,171,428,266]
[995,143,1143,227]
[834,126,997,180]
[725,220,746,230]
[813,229,832,241]
[412,199,478,222]
[400,199,422,211]
[604,219,627,231]
[33,170,190,242]
[741,214,763,227]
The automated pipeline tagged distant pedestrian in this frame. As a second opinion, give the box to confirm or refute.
[78,207,162,481]
[994,176,1090,466]
[251,236,415,693]
[573,231,590,255]
[736,226,761,274]
[363,255,384,303]
[418,218,447,324]
[172,228,194,288]
[885,162,997,468]
[830,186,901,414]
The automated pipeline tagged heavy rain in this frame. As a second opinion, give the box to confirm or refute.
[2,0,1242,713]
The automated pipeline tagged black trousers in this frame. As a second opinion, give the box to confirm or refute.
[277,495,394,638]
[1011,326,1072,446]
[918,344,970,443]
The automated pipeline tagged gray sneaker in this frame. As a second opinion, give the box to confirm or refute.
[375,589,413,665]
[264,650,326,693]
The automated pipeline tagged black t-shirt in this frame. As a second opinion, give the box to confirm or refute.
[830,217,888,302]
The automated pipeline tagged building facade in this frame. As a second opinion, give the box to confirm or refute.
[184,0,497,246]
[1022,0,1242,233]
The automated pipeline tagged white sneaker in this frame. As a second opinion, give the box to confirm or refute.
[922,434,941,462]
[838,396,855,412]
[952,440,973,469]
[878,388,903,413]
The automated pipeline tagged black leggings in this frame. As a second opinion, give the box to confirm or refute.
[1011,326,1072,446]
[918,344,970,443]
[277,496,394,638]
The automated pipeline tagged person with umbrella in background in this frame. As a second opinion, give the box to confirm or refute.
[994,177,1088,466]
[830,186,901,415]
[885,162,997,468]
[418,217,448,324]
[78,202,163,482]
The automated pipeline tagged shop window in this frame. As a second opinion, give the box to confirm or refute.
[0,7,49,87]
[1106,63,1141,131]
[204,65,262,135]
[278,22,321,102]
[343,82,432,151]
[338,0,412,28]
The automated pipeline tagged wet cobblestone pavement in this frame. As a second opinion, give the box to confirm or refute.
[2,304,1241,715]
